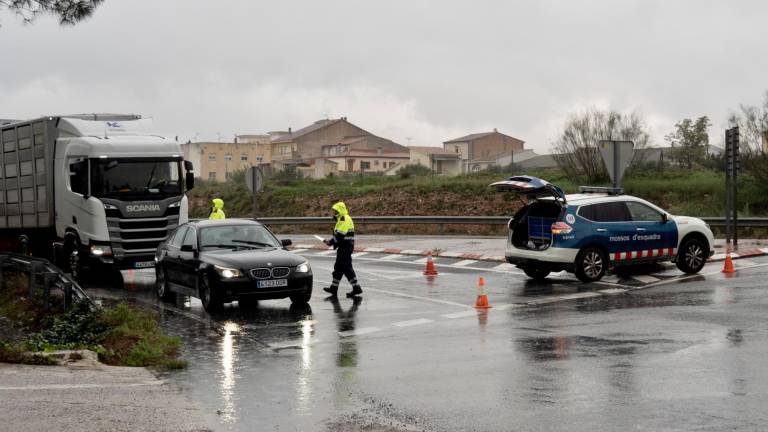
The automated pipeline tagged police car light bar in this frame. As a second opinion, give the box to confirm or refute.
[579,186,624,195]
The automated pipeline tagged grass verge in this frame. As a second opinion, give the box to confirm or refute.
[0,272,185,369]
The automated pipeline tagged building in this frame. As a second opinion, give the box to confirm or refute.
[181,139,270,182]
[408,146,462,175]
[443,129,524,173]
[270,117,410,176]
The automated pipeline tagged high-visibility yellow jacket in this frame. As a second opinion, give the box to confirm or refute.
[209,198,226,220]
[329,201,354,247]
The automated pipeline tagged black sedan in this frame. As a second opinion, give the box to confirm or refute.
[154,219,312,312]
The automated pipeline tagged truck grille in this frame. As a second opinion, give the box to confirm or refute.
[106,215,179,258]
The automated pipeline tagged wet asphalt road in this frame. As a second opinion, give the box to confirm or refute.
[91,253,768,432]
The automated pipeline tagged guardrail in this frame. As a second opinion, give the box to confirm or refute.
[0,252,94,311]
[243,216,768,228]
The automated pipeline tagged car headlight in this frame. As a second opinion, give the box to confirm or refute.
[214,265,242,279]
[295,261,311,273]
[90,244,113,257]
[168,201,182,208]
[103,203,118,210]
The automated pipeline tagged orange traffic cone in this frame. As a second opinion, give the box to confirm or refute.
[474,277,492,309]
[722,242,735,274]
[423,251,438,276]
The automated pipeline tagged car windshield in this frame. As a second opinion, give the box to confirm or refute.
[90,158,182,198]
[199,225,281,250]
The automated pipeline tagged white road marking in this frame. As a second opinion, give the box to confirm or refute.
[442,310,479,319]
[630,274,661,284]
[363,247,386,253]
[400,249,426,255]
[351,252,369,257]
[392,318,434,327]
[308,253,526,275]
[338,327,381,337]
[439,252,465,258]
[315,249,336,256]
[598,288,627,295]
[0,381,165,391]
[736,259,757,267]
[640,262,768,290]
[380,254,403,260]
[493,263,516,271]
[601,275,620,283]
[364,287,474,309]
[413,257,429,264]
[291,249,308,254]
[712,253,727,260]
[453,259,478,267]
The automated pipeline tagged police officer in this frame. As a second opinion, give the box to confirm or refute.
[323,201,363,298]
[208,198,226,220]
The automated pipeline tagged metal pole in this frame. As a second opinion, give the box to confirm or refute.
[724,131,732,247]
[613,141,620,189]
[252,167,258,221]
[733,129,739,249]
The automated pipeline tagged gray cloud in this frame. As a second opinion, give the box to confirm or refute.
[1,0,767,151]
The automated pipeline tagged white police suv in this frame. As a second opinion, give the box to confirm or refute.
[492,176,715,283]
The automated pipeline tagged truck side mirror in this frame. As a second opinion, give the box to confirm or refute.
[186,172,195,191]
[184,160,194,171]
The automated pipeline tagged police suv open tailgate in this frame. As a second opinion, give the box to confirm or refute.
[490,175,566,202]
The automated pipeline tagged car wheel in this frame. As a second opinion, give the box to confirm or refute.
[575,247,607,283]
[290,288,312,305]
[156,266,176,302]
[238,296,259,310]
[199,275,222,312]
[522,266,551,280]
[676,238,707,274]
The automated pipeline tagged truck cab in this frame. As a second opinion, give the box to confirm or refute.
[49,116,195,279]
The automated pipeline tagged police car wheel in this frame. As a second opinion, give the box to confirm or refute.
[522,267,551,280]
[676,238,707,274]
[575,247,607,283]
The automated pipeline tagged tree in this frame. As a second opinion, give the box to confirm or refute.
[729,91,768,183]
[729,90,768,155]
[553,108,651,182]
[664,116,711,169]
[0,0,103,26]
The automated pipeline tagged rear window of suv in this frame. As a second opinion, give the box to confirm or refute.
[578,202,632,222]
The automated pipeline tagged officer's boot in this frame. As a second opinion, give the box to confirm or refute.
[346,281,363,298]
[323,279,340,297]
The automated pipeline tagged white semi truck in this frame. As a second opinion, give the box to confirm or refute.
[0,114,194,282]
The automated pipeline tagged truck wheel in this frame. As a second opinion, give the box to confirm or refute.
[522,266,551,280]
[156,266,176,302]
[575,247,607,283]
[676,238,707,274]
[199,275,222,313]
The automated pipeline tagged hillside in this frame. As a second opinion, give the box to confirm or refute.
[188,168,768,235]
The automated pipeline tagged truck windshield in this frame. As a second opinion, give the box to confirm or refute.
[90,159,182,198]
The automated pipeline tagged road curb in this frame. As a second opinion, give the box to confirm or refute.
[291,244,768,264]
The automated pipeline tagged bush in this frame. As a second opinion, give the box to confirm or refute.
[397,164,433,178]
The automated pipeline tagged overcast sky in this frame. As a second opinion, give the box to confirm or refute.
[1,0,767,151]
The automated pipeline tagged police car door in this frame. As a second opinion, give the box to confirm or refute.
[625,201,678,259]
[580,201,636,262]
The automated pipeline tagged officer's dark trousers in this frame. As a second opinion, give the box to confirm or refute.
[331,241,359,289]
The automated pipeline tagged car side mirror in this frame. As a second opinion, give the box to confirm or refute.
[281,239,292,247]
[661,213,668,223]
[180,244,196,253]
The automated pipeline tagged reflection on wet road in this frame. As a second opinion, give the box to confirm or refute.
[90,254,768,431]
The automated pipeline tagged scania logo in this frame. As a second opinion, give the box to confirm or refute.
[126,204,161,213]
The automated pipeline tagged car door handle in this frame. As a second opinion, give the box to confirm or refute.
[636,228,646,231]
[596,228,607,232]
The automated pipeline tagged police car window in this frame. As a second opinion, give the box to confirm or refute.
[591,202,632,222]
[169,227,187,248]
[577,205,597,221]
[626,201,663,222]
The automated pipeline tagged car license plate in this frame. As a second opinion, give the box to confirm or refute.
[134,261,155,268]
[258,279,288,288]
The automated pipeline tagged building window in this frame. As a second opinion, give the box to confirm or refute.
[208,153,216,161]
[241,154,248,161]
[225,172,233,180]
[374,160,379,166]
[208,172,216,180]
[224,153,232,161]
[280,145,290,155]
[360,161,371,170]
